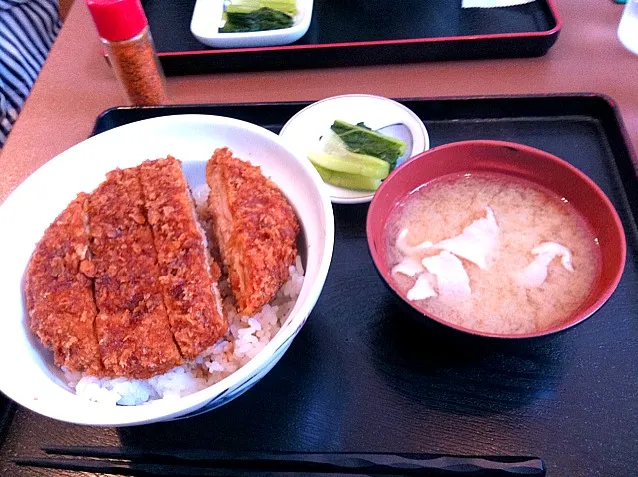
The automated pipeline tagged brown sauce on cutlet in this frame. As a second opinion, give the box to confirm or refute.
[25,194,103,375]
[88,167,183,379]
[139,157,227,360]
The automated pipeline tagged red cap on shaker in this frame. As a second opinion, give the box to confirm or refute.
[85,0,148,42]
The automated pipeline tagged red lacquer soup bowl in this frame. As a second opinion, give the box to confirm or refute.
[366,140,627,339]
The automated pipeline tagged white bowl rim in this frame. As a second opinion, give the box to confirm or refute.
[0,114,335,426]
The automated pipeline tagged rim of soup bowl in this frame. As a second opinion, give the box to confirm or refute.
[366,139,627,339]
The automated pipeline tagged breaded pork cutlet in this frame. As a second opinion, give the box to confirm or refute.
[88,167,182,379]
[24,194,103,375]
[26,157,230,380]
[139,157,227,359]
[206,148,300,316]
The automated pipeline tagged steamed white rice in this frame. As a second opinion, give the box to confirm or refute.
[64,185,304,406]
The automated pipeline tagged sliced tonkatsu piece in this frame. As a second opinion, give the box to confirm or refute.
[24,193,103,375]
[139,157,227,359]
[88,167,182,379]
[206,148,300,316]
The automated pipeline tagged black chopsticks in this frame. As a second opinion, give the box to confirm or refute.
[13,446,546,476]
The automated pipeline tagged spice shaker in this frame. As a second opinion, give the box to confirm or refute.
[86,0,168,105]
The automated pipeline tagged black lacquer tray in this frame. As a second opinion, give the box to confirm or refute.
[1,94,636,477]
[140,0,561,74]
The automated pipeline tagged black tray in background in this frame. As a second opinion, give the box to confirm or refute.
[142,0,561,75]
[2,95,637,477]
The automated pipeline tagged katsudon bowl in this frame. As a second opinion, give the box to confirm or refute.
[0,114,334,426]
[367,140,626,339]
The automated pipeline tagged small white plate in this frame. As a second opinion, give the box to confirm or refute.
[191,0,313,49]
[279,94,430,204]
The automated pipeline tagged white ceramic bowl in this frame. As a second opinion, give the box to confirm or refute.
[0,114,334,426]
[191,0,314,48]
[279,94,430,204]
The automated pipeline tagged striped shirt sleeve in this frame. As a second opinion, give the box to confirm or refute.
[0,0,61,147]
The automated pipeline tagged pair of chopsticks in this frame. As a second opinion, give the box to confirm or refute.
[14,446,546,476]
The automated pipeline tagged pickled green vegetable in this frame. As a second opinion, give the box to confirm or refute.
[226,0,297,15]
[313,164,382,191]
[330,120,407,170]
[307,151,390,180]
[220,7,293,33]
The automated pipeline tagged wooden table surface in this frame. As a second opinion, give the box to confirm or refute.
[0,0,636,204]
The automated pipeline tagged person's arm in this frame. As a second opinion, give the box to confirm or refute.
[0,0,62,148]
